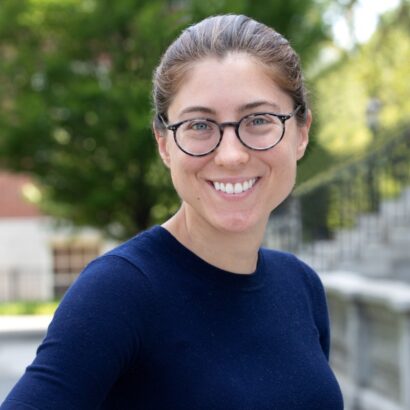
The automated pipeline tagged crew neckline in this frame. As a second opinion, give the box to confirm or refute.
[150,225,267,290]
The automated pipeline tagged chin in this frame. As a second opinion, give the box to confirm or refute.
[211,213,265,235]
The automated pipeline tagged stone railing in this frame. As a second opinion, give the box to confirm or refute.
[0,316,51,401]
[323,272,410,410]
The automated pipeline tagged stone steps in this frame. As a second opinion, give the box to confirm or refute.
[303,186,410,280]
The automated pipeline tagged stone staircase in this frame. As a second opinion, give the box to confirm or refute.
[296,187,410,282]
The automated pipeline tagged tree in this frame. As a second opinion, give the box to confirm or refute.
[292,1,410,242]
[0,0,184,238]
[314,2,410,157]
[189,0,331,67]
[0,0,332,239]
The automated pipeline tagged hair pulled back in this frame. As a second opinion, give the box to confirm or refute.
[152,14,308,130]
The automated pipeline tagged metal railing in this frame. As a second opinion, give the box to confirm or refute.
[0,268,53,303]
[265,127,410,277]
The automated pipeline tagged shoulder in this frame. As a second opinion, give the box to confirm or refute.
[260,247,326,297]
[260,248,331,357]
[74,225,164,287]
[45,231,165,356]
[100,225,166,273]
[55,227,168,321]
[260,247,319,278]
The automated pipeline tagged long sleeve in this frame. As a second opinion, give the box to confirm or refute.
[1,256,148,410]
[298,258,331,360]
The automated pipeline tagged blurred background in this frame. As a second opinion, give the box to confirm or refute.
[0,0,409,408]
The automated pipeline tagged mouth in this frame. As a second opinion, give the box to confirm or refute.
[210,178,258,195]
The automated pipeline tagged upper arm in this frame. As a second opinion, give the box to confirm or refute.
[1,256,149,410]
[297,259,331,360]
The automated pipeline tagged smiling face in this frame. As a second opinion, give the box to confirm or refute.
[155,53,310,236]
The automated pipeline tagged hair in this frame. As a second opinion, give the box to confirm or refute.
[152,14,308,132]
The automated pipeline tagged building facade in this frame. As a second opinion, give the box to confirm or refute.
[0,171,115,302]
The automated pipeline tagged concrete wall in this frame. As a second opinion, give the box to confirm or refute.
[0,316,51,402]
[0,217,117,301]
[0,217,54,301]
[323,271,410,410]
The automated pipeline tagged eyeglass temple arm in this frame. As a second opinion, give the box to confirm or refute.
[158,114,169,128]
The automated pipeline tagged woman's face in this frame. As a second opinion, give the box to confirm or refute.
[155,53,310,235]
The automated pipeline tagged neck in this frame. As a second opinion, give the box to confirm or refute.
[162,204,266,274]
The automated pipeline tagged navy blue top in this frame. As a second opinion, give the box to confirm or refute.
[2,226,343,409]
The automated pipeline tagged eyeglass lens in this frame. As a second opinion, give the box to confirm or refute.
[176,114,284,155]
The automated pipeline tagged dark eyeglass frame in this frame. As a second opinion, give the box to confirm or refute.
[158,105,302,157]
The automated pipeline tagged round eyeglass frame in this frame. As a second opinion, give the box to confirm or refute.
[159,105,301,157]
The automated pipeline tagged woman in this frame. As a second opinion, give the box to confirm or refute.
[1,15,343,409]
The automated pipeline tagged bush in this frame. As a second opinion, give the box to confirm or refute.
[0,300,59,315]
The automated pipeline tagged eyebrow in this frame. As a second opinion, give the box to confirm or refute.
[238,100,282,113]
[179,106,216,116]
[178,100,282,118]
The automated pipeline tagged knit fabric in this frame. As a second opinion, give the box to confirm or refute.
[1,226,343,409]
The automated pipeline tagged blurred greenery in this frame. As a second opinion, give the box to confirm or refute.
[0,0,333,239]
[0,0,409,239]
[0,300,59,315]
[314,2,410,157]
[295,1,410,240]
[0,0,183,239]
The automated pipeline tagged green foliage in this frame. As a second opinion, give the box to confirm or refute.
[0,0,182,238]
[0,0,331,238]
[0,300,59,315]
[290,1,410,242]
[314,4,410,157]
[189,0,331,66]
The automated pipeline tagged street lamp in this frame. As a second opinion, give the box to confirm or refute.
[366,97,382,136]
[365,97,382,212]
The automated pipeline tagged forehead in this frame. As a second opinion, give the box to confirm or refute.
[168,53,292,119]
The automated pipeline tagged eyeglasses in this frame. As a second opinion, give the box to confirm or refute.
[159,106,301,157]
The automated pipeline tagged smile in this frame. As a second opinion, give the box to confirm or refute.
[212,178,257,194]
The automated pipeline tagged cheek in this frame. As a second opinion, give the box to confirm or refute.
[168,153,208,198]
[274,160,297,190]
[263,147,298,194]
[263,143,298,171]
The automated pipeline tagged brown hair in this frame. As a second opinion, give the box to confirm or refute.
[152,14,308,131]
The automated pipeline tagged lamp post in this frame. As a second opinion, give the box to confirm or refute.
[365,98,382,212]
[366,98,382,136]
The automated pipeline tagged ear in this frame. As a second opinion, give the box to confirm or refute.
[153,124,171,168]
[296,109,312,161]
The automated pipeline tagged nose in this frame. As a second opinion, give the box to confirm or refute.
[213,125,250,168]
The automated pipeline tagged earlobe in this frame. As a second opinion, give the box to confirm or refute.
[154,126,171,167]
[296,109,312,160]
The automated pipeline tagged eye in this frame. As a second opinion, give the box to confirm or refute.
[244,114,274,127]
[251,116,269,126]
[186,120,212,131]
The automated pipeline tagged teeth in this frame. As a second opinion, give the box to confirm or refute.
[234,183,243,194]
[212,178,256,194]
[225,183,234,194]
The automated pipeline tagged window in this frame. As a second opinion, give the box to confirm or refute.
[52,241,100,297]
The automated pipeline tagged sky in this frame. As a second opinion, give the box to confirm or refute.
[331,0,401,48]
